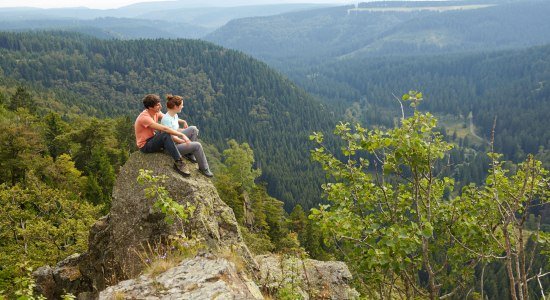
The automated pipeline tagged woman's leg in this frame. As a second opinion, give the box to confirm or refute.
[176,141,209,171]
[181,126,199,142]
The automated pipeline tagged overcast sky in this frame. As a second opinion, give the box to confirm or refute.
[0,0,355,9]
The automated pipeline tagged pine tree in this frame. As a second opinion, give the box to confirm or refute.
[42,112,69,159]
[8,86,34,111]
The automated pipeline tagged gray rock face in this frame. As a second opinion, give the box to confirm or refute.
[256,254,359,300]
[86,152,255,287]
[95,253,361,300]
[34,152,254,299]
[99,254,263,300]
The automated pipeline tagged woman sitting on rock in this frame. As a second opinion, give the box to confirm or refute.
[161,94,213,177]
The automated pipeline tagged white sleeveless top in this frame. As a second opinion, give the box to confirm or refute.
[160,113,179,130]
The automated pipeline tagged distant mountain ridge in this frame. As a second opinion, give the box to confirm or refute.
[205,0,550,64]
[0,18,209,39]
[0,3,328,38]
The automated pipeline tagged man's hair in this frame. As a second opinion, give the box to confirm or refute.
[142,94,160,109]
[166,94,184,109]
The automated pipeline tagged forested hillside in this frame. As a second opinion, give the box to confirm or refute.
[204,0,550,196]
[206,0,550,65]
[289,44,550,164]
[0,31,336,210]
[206,4,419,64]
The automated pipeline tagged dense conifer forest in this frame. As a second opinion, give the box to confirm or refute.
[288,45,550,164]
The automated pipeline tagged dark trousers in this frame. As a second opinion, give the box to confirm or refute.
[139,132,181,161]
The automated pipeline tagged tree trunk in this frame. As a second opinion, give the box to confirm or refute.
[504,226,519,300]
[517,227,529,300]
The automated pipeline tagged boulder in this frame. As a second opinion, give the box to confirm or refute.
[99,254,263,300]
[32,253,93,300]
[256,254,359,299]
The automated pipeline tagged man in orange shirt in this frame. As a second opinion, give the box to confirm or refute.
[134,94,191,176]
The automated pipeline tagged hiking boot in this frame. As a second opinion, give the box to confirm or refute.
[184,154,197,164]
[173,160,191,177]
[199,168,214,178]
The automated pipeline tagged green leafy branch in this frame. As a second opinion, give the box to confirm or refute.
[137,169,195,225]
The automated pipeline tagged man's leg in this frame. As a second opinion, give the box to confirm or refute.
[141,132,181,160]
[141,132,190,176]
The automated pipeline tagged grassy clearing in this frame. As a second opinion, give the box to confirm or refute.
[437,114,485,147]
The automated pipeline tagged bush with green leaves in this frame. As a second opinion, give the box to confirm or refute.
[310,91,549,299]
[0,174,100,297]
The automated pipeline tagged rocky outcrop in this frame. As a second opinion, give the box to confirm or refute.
[34,151,358,299]
[34,152,254,299]
[33,254,93,300]
[100,253,359,300]
[84,152,256,289]
[256,254,359,300]
[99,254,263,300]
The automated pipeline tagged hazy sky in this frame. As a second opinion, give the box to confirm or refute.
[0,0,354,10]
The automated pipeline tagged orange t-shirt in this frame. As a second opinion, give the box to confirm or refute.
[135,110,164,148]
